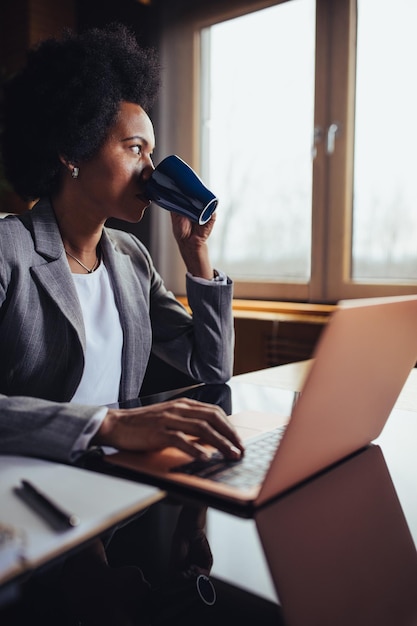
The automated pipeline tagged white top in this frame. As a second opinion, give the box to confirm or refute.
[70,262,123,406]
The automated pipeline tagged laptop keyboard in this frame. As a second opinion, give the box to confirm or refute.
[171,427,286,489]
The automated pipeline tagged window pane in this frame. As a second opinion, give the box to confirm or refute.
[200,0,316,282]
[352,0,417,281]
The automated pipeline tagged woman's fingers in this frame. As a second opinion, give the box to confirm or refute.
[162,398,244,452]
[137,398,243,459]
[97,398,244,460]
[161,418,242,461]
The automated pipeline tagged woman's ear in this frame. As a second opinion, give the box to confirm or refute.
[59,154,70,168]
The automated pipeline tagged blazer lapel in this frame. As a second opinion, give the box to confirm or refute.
[28,199,86,351]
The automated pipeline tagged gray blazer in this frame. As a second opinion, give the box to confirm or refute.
[0,198,233,461]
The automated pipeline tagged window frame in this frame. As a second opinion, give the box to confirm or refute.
[151,0,417,302]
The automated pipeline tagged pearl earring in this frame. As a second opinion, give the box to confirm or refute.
[71,166,79,179]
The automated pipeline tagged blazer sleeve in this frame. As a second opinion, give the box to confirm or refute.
[104,228,235,387]
[148,268,235,384]
[0,394,103,463]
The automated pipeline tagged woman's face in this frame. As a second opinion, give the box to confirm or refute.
[75,101,156,223]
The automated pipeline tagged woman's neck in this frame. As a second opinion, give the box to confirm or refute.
[52,192,104,250]
[51,191,104,273]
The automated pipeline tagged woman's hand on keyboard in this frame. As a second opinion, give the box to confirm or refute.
[92,397,244,460]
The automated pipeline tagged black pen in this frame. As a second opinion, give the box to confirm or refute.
[13,479,80,531]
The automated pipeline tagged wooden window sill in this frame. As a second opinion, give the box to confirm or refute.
[176,297,336,374]
[177,296,336,322]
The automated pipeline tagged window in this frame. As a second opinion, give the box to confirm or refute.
[153,0,417,302]
[352,0,417,282]
[200,1,315,284]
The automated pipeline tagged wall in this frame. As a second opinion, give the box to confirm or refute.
[233,315,326,374]
[0,0,76,213]
[0,0,157,247]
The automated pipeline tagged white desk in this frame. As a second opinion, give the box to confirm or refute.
[0,456,164,589]
[233,360,417,413]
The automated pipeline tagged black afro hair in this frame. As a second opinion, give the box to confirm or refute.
[1,23,160,200]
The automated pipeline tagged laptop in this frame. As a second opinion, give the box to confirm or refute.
[103,295,417,512]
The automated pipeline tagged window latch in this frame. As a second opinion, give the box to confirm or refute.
[326,122,341,155]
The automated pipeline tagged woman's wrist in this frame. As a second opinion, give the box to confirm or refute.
[91,408,119,447]
[181,246,214,279]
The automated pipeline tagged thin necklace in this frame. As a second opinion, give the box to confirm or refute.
[65,248,99,274]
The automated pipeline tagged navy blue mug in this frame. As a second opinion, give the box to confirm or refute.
[145,155,218,225]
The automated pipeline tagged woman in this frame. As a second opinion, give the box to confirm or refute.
[0,24,243,464]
